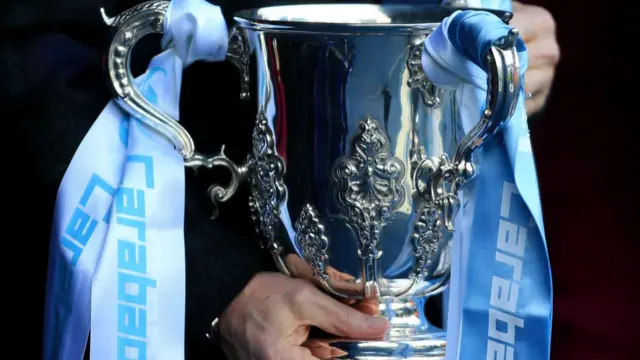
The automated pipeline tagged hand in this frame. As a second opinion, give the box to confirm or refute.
[511,2,561,115]
[218,272,389,360]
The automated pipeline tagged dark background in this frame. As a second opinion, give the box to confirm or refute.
[2,0,638,359]
[526,1,638,358]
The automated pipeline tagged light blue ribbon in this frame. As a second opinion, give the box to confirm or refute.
[422,8,552,360]
[42,1,228,359]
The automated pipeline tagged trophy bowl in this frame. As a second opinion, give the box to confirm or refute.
[104,2,520,358]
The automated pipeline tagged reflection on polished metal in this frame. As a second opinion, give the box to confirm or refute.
[105,2,520,358]
[407,34,443,108]
[295,204,329,280]
[102,1,253,218]
[443,0,470,7]
[226,27,252,101]
[248,111,287,252]
[333,116,407,263]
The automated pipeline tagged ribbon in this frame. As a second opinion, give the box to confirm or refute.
[422,8,552,360]
[42,1,228,359]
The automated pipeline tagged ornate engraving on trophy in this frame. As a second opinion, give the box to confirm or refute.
[102,1,170,104]
[101,0,168,28]
[410,207,442,280]
[295,204,330,280]
[331,116,407,261]
[407,34,443,108]
[409,154,462,279]
[227,26,251,100]
[248,111,288,253]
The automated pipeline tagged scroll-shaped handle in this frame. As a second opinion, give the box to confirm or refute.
[405,11,523,291]
[448,11,523,173]
[101,0,252,217]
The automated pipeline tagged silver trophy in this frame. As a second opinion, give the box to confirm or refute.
[104,2,520,358]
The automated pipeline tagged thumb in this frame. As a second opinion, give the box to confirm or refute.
[293,285,389,339]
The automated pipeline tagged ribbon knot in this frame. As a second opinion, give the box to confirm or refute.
[447,10,526,70]
[422,10,528,91]
[162,0,228,67]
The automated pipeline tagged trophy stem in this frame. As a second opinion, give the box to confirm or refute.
[382,296,437,339]
[320,296,447,359]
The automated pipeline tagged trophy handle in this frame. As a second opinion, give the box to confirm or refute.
[405,26,522,297]
[453,28,521,177]
[415,27,522,202]
[101,1,252,218]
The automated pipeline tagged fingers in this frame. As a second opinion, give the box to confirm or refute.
[280,256,386,336]
[303,339,348,359]
[284,254,316,281]
[285,254,355,283]
[289,281,389,339]
[353,299,381,316]
[523,67,554,115]
[524,68,552,98]
[325,266,356,282]
[510,4,557,42]
[284,254,364,300]
[525,91,549,116]
[511,3,560,116]
[526,38,561,67]
[221,272,386,360]
[284,346,319,360]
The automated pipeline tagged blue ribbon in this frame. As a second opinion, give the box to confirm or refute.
[421,7,552,360]
[447,11,527,69]
[42,1,229,359]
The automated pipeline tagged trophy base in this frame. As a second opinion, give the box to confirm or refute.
[324,333,446,359]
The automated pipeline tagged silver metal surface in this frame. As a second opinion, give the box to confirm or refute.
[101,1,252,218]
[104,2,520,359]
